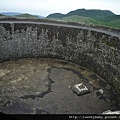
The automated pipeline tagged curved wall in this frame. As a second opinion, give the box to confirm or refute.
[0,22,120,95]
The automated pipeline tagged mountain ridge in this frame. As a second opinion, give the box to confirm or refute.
[15,13,39,19]
[47,9,115,18]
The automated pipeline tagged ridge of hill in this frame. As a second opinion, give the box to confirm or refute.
[47,9,115,18]
[1,12,22,16]
[0,12,44,18]
[47,13,64,18]
[15,13,39,19]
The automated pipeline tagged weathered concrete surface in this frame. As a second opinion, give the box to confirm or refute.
[0,58,120,114]
[0,20,120,96]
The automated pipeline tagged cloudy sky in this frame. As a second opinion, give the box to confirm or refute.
[0,0,120,16]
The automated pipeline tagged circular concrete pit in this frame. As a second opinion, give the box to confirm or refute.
[0,58,120,114]
[0,20,120,114]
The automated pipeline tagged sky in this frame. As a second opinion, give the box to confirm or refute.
[0,0,120,17]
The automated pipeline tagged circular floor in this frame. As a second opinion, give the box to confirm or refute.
[0,58,120,114]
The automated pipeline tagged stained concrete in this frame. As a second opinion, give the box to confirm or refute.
[0,20,120,96]
[0,58,119,114]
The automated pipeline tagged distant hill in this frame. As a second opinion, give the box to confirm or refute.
[1,12,22,16]
[0,12,44,18]
[34,15,44,18]
[47,13,64,18]
[15,13,39,19]
[0,14,5,16]
[65,9,115,18]
[46,9,115,19]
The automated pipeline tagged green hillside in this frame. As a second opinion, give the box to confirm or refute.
[101,20,120,28]
[60,15,102,25]
[15,13,39,19]
[65,9,115,18]
[0,14,5,16]
[48,15,120,29]
[46,9,115,19]
[96,15,120,22]
[95,15,120,28]
[47,13,64,18]
[107,20,120,28]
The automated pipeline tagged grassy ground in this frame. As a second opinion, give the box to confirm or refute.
[48,15,120,29]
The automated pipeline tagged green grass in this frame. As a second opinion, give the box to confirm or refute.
[95,15,120,28]
[47,15,120,29]
[61,15,105,25]
[101,20,120,28]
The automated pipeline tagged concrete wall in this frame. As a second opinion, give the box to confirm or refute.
[0,22,120,95]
